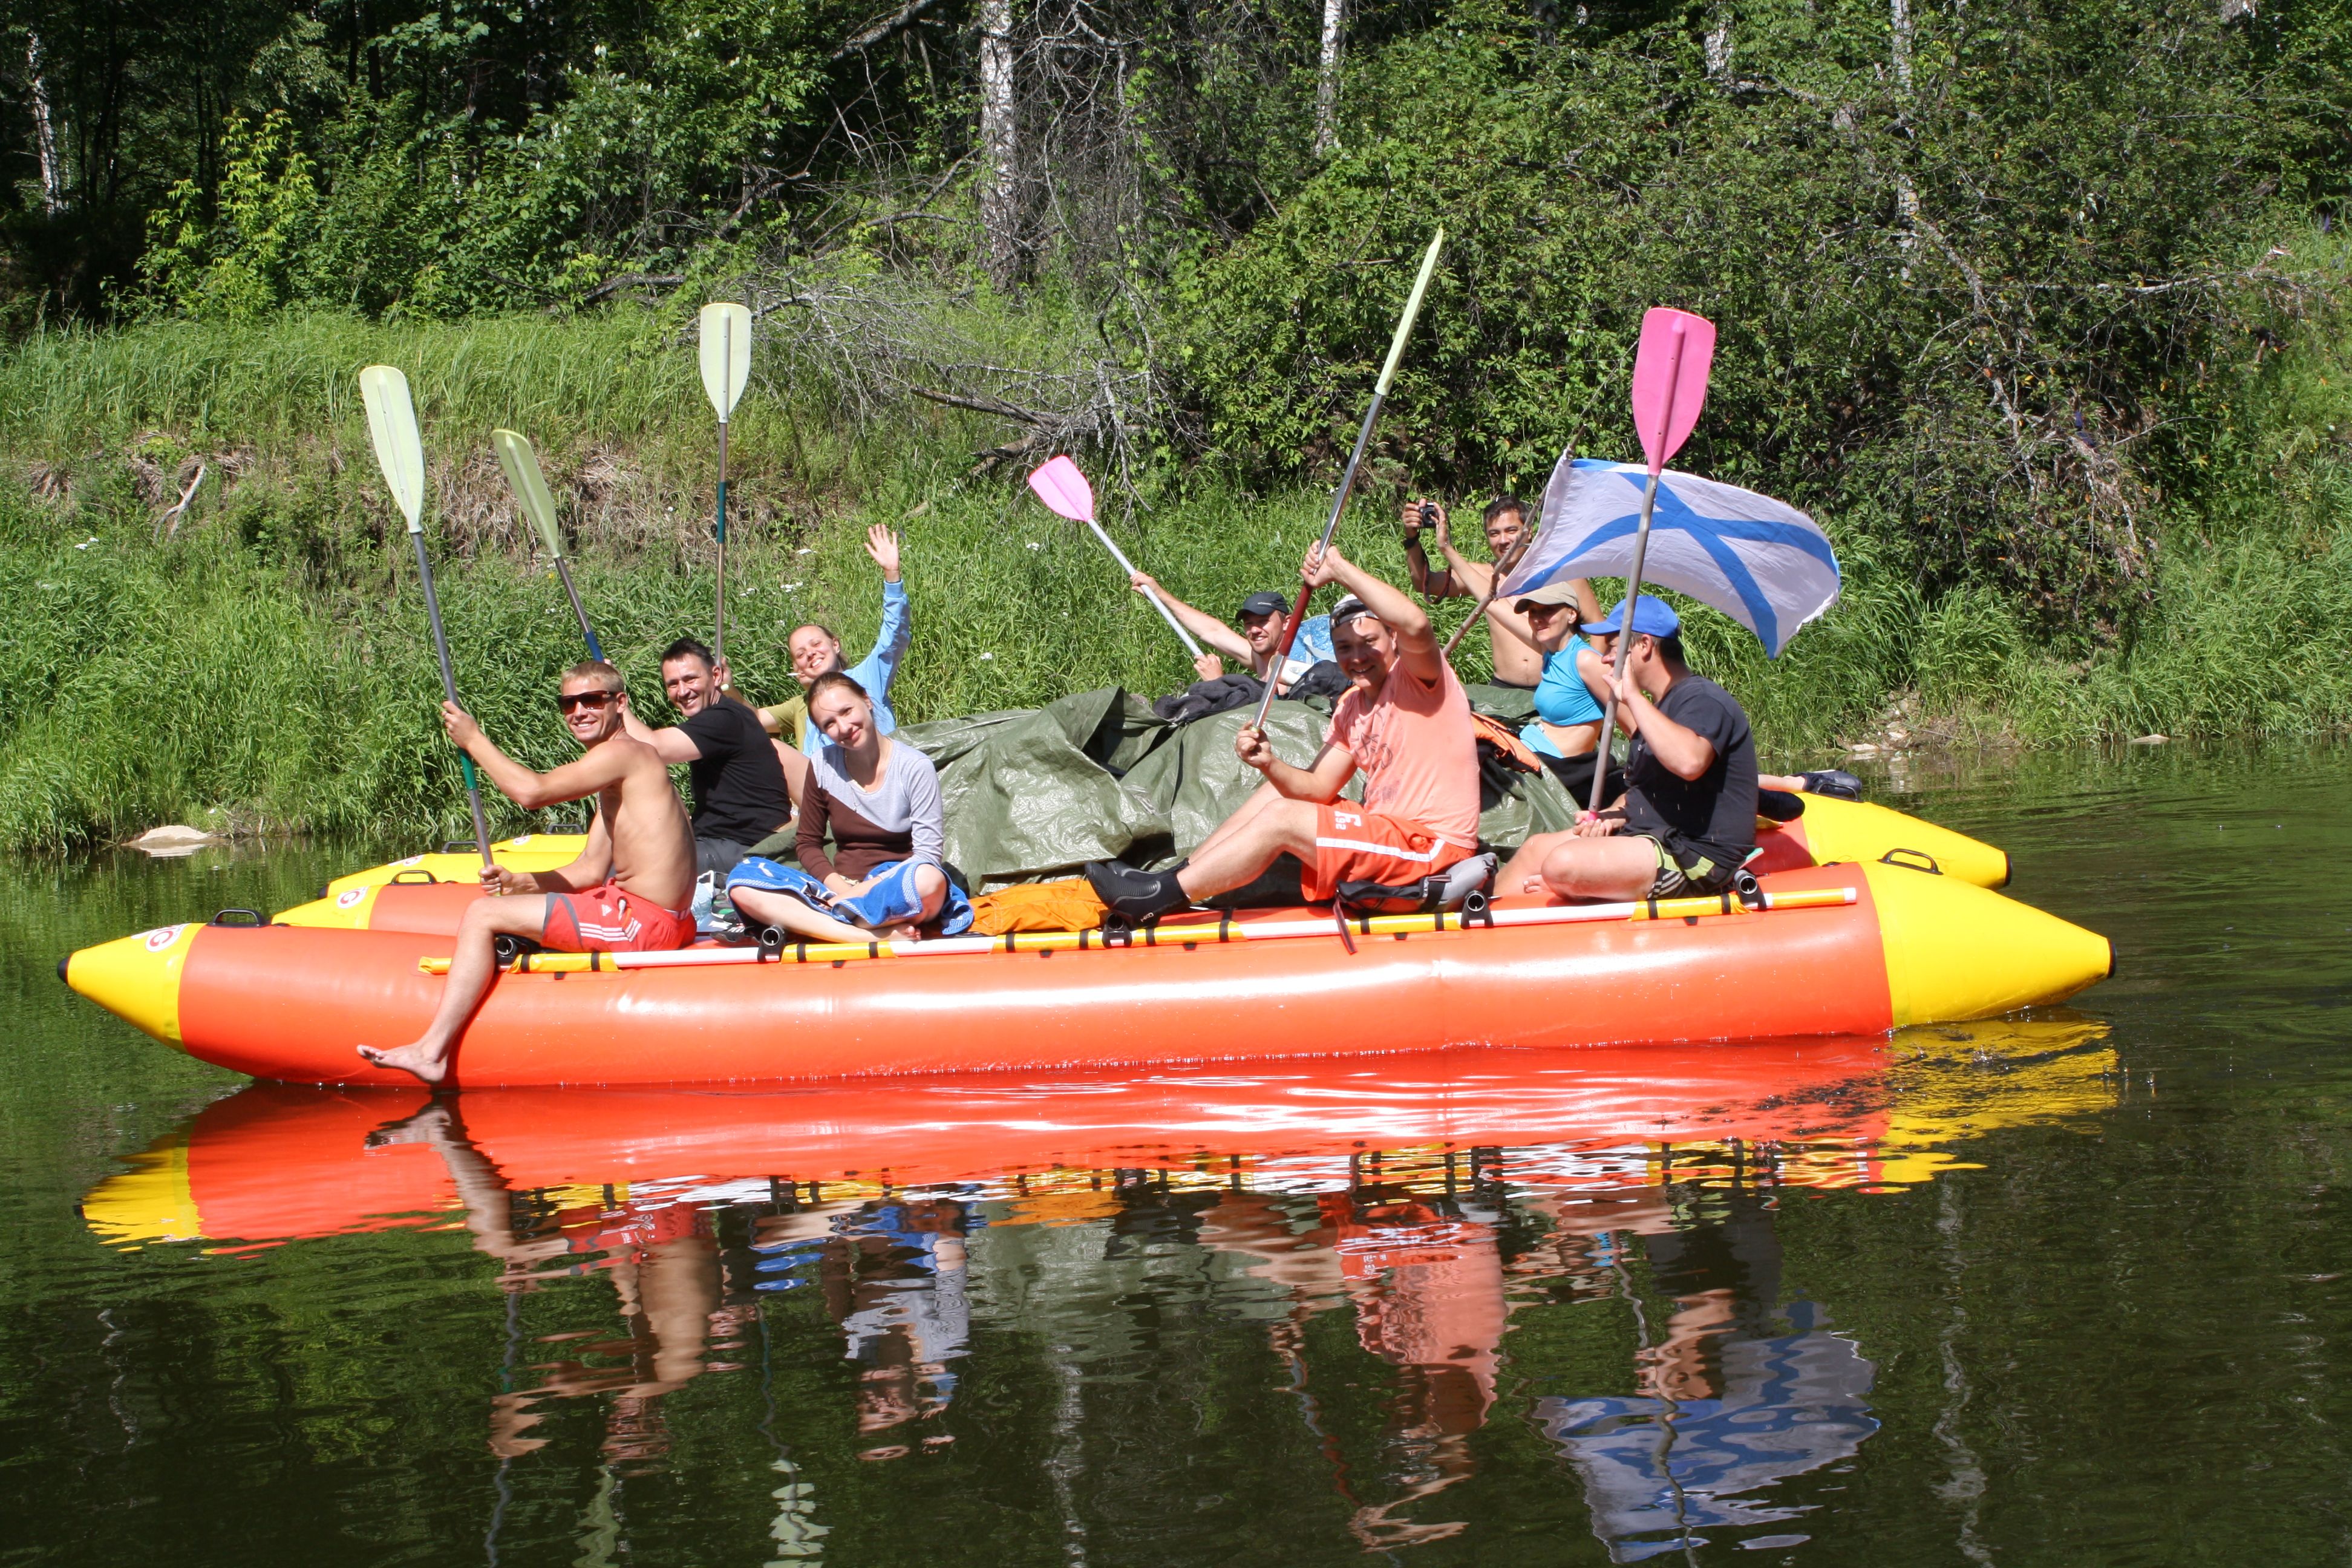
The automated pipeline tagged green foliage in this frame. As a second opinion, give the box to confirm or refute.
[1182,0,2337,632]
[141,113,322,320]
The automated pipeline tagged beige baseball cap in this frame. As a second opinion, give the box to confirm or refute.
[1511,580,1583,613]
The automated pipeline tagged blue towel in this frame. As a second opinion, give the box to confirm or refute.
[727,856,973,936]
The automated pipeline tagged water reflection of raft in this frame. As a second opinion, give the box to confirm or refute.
[79,1019,2115,1249]
[62,861,2109,1089]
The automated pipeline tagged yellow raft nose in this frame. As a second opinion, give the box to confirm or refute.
[60,923,200,1048]
[1866,861,2112,1025]
[1802,795,2011,888]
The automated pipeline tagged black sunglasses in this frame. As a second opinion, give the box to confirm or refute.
[557,689,623,713]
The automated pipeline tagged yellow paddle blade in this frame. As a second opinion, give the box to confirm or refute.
[697,302,753,421]
[357,365,425,532]
[491,428,565,561]
[1373,227,1445,397]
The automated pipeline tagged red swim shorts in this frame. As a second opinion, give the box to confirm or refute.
[540,880,695,953]
[1303,806,1471,901]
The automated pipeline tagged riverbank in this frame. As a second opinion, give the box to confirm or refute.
[3,306,2348,853]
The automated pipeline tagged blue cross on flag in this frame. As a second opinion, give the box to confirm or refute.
[1497,453,1841,658]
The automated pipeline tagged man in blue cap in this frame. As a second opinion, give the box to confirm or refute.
[1499,595,1759,902]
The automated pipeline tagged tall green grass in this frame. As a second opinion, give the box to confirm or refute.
[2,302,2347,852]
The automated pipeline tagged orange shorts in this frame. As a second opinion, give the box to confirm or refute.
[1304,806,1471,901]
[540,881,695,953]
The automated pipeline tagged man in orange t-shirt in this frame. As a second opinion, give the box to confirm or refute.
[1086,541,1481,919]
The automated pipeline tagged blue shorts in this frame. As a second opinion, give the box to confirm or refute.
[726,857,974,936]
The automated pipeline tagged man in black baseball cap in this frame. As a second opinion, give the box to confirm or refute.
[1127,573,1338,696]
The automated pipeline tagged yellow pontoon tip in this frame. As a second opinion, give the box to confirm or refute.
[60,923,198,1048]
[1801,795,2011,889]
[274,882,383,929]
[321,835,588,897]
[1866,862,2111,1026]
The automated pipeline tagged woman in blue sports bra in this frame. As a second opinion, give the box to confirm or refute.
[1494,580,1627,808]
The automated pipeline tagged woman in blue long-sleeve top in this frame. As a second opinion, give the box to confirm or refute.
[757,523,913,749]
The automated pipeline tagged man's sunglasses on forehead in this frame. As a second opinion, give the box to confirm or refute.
[557,688,623,713]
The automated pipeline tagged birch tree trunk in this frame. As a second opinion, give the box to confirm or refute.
[979,0,1020,289]
[1704,7,1734,80]
[1890,0,1918,249]
[1315,0,1344,157]
[25,29,62,215]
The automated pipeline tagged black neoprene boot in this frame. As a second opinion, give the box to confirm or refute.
[1084,860,1192,921]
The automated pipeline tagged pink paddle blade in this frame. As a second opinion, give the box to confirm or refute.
[1026,455,1095,523]
[1630,307,1717,475]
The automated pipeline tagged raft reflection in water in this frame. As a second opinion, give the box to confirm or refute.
[83,1021,2115,1558]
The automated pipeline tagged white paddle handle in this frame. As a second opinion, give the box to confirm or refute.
[1084,518,1204,659]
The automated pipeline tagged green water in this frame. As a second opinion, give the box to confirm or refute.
[5,741,2350,1566]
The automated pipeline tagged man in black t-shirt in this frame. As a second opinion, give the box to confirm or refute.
[1498,596,1759,903]
[620,637,802,877]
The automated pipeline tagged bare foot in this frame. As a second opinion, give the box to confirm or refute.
[884,924,923,943]
[357,1042,451,1085]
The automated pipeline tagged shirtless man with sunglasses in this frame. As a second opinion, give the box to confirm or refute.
[358,660,696,1086]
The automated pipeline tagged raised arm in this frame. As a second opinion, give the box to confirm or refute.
[1131,572,1249,662]
[857,525,912,697]
[1304,543,1442,684]
[445,702,635,812]
[1400,498,1457,598]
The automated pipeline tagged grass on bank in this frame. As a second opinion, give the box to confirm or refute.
[1,303,2348,852]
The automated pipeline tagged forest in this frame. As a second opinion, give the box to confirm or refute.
[0,0,2348,848]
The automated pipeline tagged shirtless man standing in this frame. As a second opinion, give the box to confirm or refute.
[358,660,696,1085]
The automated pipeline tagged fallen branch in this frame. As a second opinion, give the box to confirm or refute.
[578,272,686,307]
[910,385,1047,423]
[152,463,205,543]
[830,0,944,60]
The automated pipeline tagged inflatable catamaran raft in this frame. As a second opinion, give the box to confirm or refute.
[62,844,2111,1087]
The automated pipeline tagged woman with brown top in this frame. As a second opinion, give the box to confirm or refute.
[725,672,973,942]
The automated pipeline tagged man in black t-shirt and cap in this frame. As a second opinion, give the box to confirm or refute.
[1498,595,1759,903]
[619,637,801,878]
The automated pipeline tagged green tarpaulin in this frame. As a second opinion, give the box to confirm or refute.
[893,684,1581,892]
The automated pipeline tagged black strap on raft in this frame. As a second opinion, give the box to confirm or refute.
[389,867,439,885]
[209,908,264,927]
[1879,847,1942,876]
[492,933,544,968]
[1333,875,1445,917]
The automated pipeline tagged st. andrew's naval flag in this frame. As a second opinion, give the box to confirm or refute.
[1499,454,1841,658]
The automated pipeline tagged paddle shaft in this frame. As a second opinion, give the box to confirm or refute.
[410,529,495,870]
[714,413,730,667]
[1442,534,1533,659]
[1587,321,1690,817]
[1586,474,1659,816]
[1247,385,1386,732]
[1082,516,1203,657]
[1247,228,1444,732]
[553,557,603,661]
